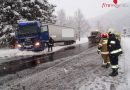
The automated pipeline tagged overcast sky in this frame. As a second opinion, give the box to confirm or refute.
[48,0,129,19]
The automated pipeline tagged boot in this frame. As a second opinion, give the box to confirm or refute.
[101,65,106,68]
[109,68,118,76]
[105,63,110,68]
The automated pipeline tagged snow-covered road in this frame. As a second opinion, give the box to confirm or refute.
[122,37,130,90]
[1,37,130,90]
[0,41,127,90]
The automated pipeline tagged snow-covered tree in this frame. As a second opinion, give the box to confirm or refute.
[0,0,56,48]
[95,21,104,32]
[74,9,90,40]
[55,9,90,40]
[56,9,67,26]
[66,16,75,28]
[0,0,55,24]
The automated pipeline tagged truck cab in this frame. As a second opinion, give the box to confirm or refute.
[88,31,101,43]
[16,21,49,51]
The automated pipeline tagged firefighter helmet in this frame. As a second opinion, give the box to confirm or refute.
[100,33,108,38]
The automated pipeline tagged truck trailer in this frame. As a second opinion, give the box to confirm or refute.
[45,24,76,45]
[16,21,76,51]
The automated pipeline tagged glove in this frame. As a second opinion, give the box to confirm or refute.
[119,51,123,54]
[98,46,102,50]
[117,51,123,57]
[97,50,100,54]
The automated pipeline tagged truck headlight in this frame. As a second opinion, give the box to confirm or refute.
[17,44,22,48]
[35,42,40,46]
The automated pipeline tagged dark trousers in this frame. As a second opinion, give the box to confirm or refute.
[48,46,53,52]
[109,54,118,65]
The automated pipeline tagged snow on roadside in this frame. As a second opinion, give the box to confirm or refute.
[78,37,127,90]
[121,37,130,90]
[0,46,65,59]
[76,37,88,44]
[0,41,126,90]
[0,38,88,59]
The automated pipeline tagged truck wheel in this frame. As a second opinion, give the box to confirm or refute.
[68,41,70,45]
[64,42,67,45]
[71,41,75,44]
[68,41,71,45]
[70,41,73,44]
[64,41,69,45]
[67,41,70,45]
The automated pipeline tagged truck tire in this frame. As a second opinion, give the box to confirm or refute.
[64,41,75,45]
[64,41,67,45]
[70,41,74,44]
[64,41,70,45]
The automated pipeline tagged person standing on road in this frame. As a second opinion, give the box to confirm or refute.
[107,33,122,76]
[97,33,110,68]
[47,37,54,52]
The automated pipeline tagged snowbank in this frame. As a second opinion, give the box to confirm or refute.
[0,38,88,59]
[121,37,130,90]
[76,37,88,44]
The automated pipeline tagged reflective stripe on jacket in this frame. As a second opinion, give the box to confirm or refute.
[107,34,122,55]
[110,49,122,54]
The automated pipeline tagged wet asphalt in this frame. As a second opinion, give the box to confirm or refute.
[0,42,97,77]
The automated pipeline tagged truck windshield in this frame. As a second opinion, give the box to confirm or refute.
[91,32,99,36]
[17,25,38,35]
[41,25,48,32]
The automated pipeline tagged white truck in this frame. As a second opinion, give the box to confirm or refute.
[42,24,76,45]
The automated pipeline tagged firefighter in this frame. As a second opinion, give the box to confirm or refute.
[98,33,110,68]
[107,33,122,76]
